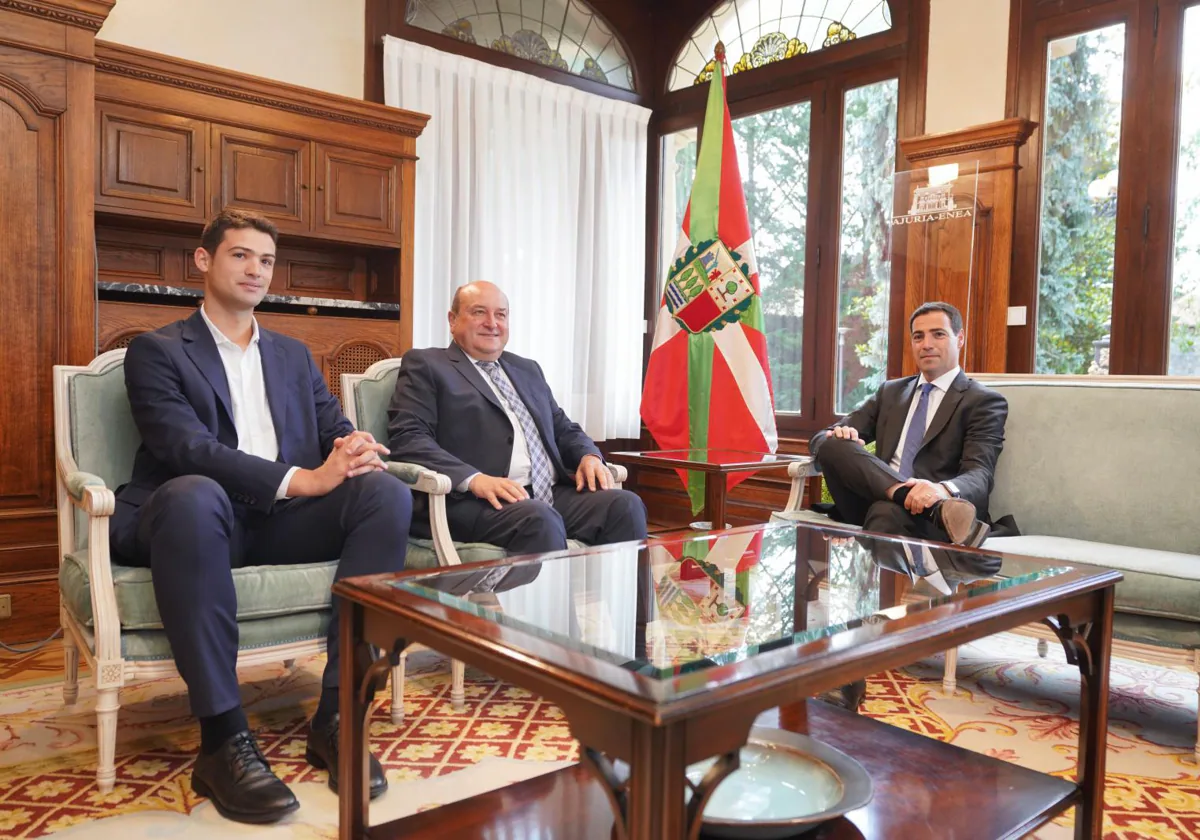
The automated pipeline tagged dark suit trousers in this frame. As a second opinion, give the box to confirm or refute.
[815,437,949,542]
[110,471,412,719]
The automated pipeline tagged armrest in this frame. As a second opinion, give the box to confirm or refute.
[782,456,818,514]
[64,470,116,517]
[383,461,452,495]
[607,463,627,488]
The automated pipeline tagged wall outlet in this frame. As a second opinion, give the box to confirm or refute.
[0,594,10,620]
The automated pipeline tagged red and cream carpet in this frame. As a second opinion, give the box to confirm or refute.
[0,633,1196,839]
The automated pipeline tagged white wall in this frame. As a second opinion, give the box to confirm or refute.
[98,0,365,99]
[925,0,1011,135]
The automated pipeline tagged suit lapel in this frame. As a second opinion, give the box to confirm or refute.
[919,371,968,451]
[448,342,503,411]
[878,378,917,462]
[181,311,234,424]
[258,329,289,458]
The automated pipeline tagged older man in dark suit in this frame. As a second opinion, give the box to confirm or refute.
[112,209,409,823]
[810,301,1007,547]
[388,281,647,556]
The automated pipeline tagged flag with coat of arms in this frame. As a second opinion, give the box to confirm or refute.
[640,41,778,515]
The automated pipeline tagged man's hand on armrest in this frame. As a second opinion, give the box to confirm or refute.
[469,474,530,510]
[575,454,613,492]
[287,434,388,498]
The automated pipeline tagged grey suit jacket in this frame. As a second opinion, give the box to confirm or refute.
[810,371,1008,521]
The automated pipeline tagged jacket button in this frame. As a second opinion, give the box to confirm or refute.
[506,436,513,444]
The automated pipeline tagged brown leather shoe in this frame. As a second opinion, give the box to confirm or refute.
[934,498,989,547]
[191,731,299,824]
[305,714,388,799]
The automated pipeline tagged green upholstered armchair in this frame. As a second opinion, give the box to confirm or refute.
[52,350,410,792]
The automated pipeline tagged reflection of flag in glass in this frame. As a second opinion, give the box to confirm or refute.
[640,43,778,515]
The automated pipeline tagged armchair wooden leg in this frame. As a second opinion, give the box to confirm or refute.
[1193,650,1199,765]
[95,687,121,793]
[62,633,79,706]
[1037,638,1049,658]
[450,660,466,713]
[391,649,407,724]
[942,647,958,696]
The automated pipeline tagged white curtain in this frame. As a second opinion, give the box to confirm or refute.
[383,37,649,440]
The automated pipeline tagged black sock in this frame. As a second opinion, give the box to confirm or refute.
[199,706,249,755]
[890,486,912,508]
[313,687,339,729]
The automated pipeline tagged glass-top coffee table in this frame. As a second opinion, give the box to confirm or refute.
[332,521,1120,840]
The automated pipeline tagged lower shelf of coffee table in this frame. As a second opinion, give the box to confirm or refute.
[369,701,1078,839]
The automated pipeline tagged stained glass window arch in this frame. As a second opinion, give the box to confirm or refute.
[668,0,893,91]
[406,0,635,91]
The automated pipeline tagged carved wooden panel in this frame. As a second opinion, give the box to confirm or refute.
[211,124,309,233]
[283,251,367,298]
[314,143,398,240]
[0,93,55,513]
[97,103,206,220]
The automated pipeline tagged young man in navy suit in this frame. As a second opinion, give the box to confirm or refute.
[111,209,412,823]
[388,281,647,563]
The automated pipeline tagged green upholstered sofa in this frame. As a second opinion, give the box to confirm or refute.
[53,350,414,792]
[775,374,1200,759]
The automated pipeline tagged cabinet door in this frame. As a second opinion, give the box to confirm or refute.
[313,143,399,242]
[211,125,310,234]
[97,103,206,220]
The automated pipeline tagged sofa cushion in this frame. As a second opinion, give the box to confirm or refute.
[61,552,339,631]
[72,612,331,662]
[982,535,1200,623]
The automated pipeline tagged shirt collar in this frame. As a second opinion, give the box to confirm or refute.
[921,366,960,394]
[200,304,260,349]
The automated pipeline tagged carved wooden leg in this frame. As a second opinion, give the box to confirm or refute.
[942,647,958,695]
[450,659,466,713]
[1037,638,1049,658]
[95,687,120,793]
[391,652,406,725]
[1193,649,1200,765]
[62,633,79,706]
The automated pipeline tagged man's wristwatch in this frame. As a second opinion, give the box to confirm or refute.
[941,480,961,498]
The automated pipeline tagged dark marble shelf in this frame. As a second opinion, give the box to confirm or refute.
[97,281,400,318]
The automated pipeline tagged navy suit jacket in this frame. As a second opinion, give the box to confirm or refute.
[387,343,602,505]
[115,309,352,516]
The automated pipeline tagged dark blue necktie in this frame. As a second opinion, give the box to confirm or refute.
[898,383,935,479]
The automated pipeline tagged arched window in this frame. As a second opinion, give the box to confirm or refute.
[406,0,635,91]
[668,0,892,91]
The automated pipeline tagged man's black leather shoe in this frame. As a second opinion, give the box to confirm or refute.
[305,714,388,799]
[191,731,299,824]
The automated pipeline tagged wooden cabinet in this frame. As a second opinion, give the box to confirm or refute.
[211,125,310,234]
[314,143,399,238]
[0,1,112,640]
[95,100,413,246]
[97,102,206,220]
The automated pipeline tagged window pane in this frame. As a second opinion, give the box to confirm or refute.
[1169,7,1200,374]
[659,129,698,295]
[1035,25,1125,374]
[835,78,898,414]
[733,101,812,413]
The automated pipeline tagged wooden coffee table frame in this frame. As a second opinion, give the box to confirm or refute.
[333,530,1119,840]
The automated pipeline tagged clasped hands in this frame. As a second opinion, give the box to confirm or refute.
[825,426,947,515]
[469,454,611,510]
[288,431,388,497]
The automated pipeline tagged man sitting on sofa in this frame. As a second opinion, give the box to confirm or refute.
[387,281,647,559]
[809,301,1007,547]
[111,208,411,823]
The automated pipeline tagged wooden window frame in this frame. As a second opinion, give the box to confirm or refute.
[1007,0,1200,375]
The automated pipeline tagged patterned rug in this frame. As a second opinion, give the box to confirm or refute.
[0,633,1196,839]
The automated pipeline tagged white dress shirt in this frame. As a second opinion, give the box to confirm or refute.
[199,306,298,500]
[455,356,534,492]
[888,365,961,476]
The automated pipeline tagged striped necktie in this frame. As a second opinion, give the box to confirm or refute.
[479,361,555,503]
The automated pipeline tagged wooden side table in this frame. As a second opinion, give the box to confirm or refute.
[607,448,806,528]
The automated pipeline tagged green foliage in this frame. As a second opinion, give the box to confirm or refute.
[1035,30,1122,374]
